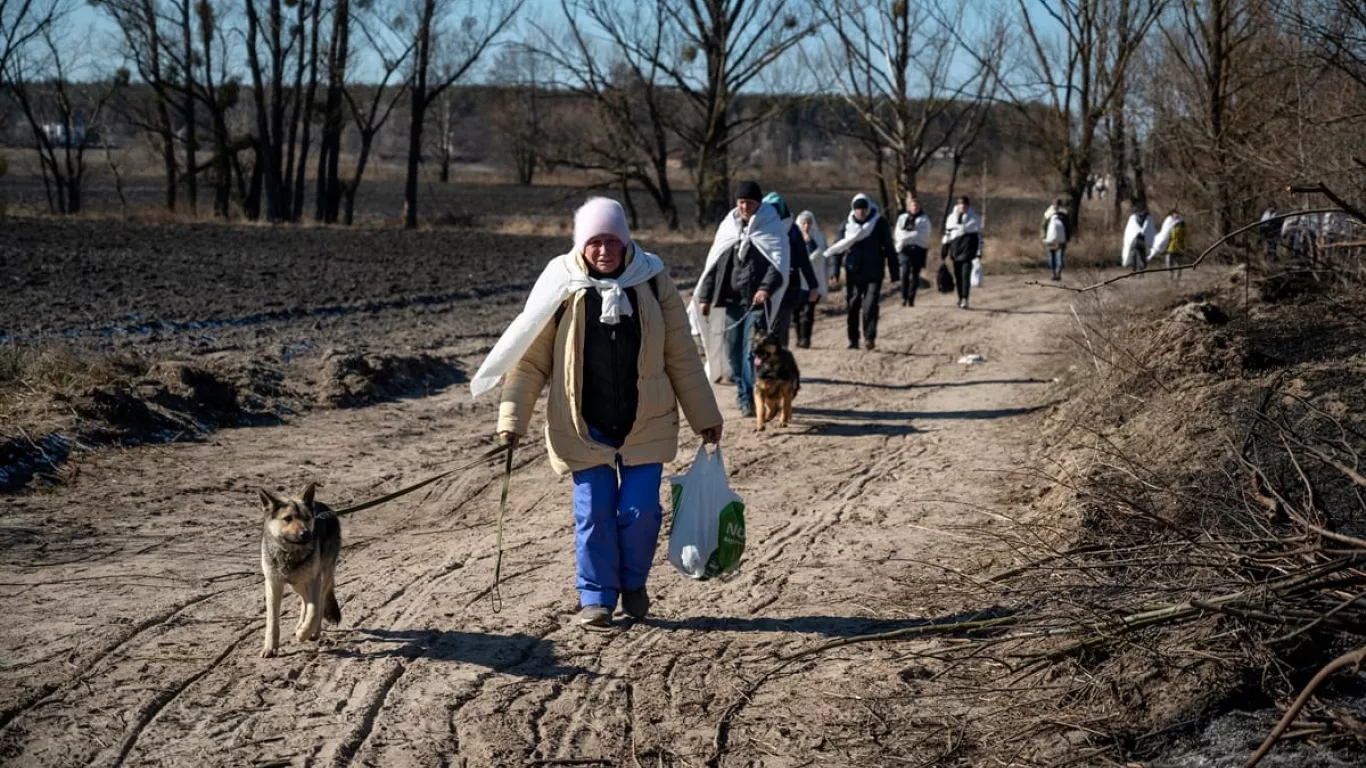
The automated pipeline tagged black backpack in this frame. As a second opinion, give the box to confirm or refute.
[936,263,954,293]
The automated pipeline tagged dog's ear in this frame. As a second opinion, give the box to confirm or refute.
[259,488,285,514]
[300,482,317,508]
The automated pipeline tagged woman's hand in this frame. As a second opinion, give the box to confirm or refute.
[808,288,820,303]
[701,425,723,444]
[498,431,520,447]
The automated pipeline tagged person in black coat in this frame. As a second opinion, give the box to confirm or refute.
[827,193,898,350]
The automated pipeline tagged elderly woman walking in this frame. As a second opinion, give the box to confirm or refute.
[471,198,724,629]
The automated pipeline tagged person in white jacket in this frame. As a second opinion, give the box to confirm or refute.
[894,194,932,306]
[943,196,982,309]
[1122,202,1157,272]
[1041,199,1070,281]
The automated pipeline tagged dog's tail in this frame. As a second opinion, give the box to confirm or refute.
[324,589,342,625]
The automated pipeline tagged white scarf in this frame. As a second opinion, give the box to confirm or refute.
[825,207,880,256]
[687,204,790,382]
[470,244,664,397]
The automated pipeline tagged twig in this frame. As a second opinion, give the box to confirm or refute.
[1245,645,1366,768]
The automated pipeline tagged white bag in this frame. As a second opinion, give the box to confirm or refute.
[667,445,746,580]
[970,257,984,287]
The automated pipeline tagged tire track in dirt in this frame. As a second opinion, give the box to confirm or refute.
[0,584,250,733]
[97,623,258,768]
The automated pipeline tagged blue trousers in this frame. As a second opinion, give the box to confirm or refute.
[571,458,665,608]
[1048,245,1066,274]
[724,303,760,407]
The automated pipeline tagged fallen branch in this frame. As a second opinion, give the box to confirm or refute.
[1245,645,1366,768]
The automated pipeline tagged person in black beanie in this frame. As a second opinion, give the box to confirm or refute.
[695,180,786,416]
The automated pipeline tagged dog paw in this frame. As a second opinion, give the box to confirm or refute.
[261,647,278,658]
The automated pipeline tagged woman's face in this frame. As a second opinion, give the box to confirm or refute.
[585,235,625,273]
[955,201,968,214]
[737,199,760,221]
[799,218,812,238]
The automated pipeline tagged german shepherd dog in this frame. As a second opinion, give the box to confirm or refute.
[259,483,342,657]
[751,327,801,431]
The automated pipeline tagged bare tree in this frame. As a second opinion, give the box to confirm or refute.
[530,0,683,228]
[402,0,522,229]
[817,0,998,215]
[191,0,246,218]
[9,29,127,214]
[339,5,414,224]
[315,0,350,222]
[644,0,813,225]
[488,44,542,186]
[0,0,62,90]
[992,0,1165,234]
[243,0,323,221]
[94,0,181,210]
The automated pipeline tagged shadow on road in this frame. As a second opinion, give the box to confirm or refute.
[804,376,1051,391]
[797,402,1057,422]
[649,607,1013,638]
[335,628,591,678]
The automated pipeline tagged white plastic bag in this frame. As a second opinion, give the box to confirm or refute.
[667,445,746,580]
[970,257,984,287]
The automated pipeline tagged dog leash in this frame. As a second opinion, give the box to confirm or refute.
[330,440,518,613]
[331,443,511,518]
[491,437,516,614]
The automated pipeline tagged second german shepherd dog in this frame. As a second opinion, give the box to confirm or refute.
[751,327,801,431]
[259,483,342,657]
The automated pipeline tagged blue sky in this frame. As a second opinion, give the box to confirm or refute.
[66,0,1011,90]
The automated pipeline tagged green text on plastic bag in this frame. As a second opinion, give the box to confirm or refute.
[702,500,745,579]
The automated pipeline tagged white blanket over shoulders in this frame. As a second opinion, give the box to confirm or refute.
[1121,214,1156,267]
[686,204,790,382]
[469,245,665,397]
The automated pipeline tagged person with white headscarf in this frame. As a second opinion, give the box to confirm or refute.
[794,210,829,348]
[477,197,723,630]
[762,191,820,349]
[692,180,790,417]
[826,193,898,349]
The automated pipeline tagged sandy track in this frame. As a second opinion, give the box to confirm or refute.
[2,272,1097,767]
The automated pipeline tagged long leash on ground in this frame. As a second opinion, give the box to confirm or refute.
[331,440,517,613]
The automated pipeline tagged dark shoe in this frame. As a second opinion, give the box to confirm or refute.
[739,401,756,418]
[621,588,650,621]
[578,605,612,629]
[847,341,859,350]
[864,339,876,350]
[797,340,811,349]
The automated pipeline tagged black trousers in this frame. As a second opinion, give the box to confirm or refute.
[794,300,816,347]
[899,246,927,305]
[847,280,882,343]
[953,259,973,301]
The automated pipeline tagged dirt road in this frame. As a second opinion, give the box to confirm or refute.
[1,272,1091,767]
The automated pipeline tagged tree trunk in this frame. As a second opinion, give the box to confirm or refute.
[1129,128,1147,205]
[342,130,375,226]
[403,0,435,229]
[315,0,346,223]
[180,0,197,214]
[694,145,729,227]
[142,0,177,212]
[620,177,638,230]
[293,0,321,220]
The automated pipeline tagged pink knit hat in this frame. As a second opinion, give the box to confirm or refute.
[573,197,631,253]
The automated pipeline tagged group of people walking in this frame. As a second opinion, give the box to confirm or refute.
[694,182,989,414]
[471,183,989,629]
[1120,203,1186,276]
